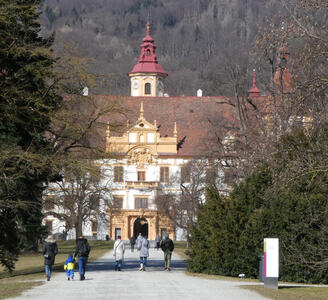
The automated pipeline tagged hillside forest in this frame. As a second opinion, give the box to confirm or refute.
[41,0,284,96]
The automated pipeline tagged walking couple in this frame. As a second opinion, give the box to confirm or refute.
[113,233,175,271]
[113,233,150,271]
[43,235,90,281]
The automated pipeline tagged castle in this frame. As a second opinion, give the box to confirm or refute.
[43,23,291,241]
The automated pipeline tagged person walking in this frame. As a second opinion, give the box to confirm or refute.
[74,236,90,281]
[64,253,75,280]
[113,236,125,271]
[160,235,174,271]
[129,236,136,252]
[43,234,58,281]
[136,232,142,244]
[155,234,161,250]
[137,234,149,271]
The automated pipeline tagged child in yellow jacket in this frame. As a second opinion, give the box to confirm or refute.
[64,253,75,280]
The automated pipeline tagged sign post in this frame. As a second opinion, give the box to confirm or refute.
[264,238,279,289]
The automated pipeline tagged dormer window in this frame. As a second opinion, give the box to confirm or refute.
[146,49,151,56]
[145,83,151,95]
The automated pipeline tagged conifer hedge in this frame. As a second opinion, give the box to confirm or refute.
[188,125,328,283]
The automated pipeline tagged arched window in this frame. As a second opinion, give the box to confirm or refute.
[145,83,151,95]
[146,49,151,56]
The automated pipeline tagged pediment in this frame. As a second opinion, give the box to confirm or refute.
[130,119,157,131]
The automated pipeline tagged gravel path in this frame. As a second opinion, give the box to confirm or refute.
[12,245,269,300]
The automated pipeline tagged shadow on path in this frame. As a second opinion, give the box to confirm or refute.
[86,257,186,272]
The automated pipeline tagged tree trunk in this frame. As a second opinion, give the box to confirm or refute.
[75,218,83,238]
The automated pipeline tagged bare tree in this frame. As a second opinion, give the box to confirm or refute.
[155,159,220,241]
[44,159,111,238]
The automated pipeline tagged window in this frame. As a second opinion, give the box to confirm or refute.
[129,132,137,143]
[160,167,169,183]
[113,196,123,209]
[45,220,53,233]
[147,49,151,56]
[91,221,97,235]
[135,197,148,209]
[139,133,145,143]
[147,133,154,143]
[138,171,146,181]
[90,167,101,183]
[145,83,151,95]
[206,167,217,185]
[114,166,124,182]
[181,166,191,183]
[89,194,100,210]
[44,197,55,210]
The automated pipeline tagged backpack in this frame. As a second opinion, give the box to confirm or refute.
[79,240,90,256]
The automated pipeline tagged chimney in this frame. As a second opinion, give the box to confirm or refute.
[82,87,89,96]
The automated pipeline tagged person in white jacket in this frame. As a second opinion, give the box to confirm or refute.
[113,236,125,271]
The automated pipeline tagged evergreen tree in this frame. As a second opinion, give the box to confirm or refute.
[188,125,328,283]
[0,0,61,270]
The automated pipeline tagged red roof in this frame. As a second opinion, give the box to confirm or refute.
[129,22,167,76]
[94,95,270,157]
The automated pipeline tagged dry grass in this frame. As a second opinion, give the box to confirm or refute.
[0,281,43,300]
[0,240,113,299]
[242,285,328,300]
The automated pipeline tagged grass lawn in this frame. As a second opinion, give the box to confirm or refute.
[174,245,328,300]
[241,285,328,300]
[173,241,188,256]
[0,240,113,300]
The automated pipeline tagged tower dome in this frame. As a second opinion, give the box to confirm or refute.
[129,22,168,97]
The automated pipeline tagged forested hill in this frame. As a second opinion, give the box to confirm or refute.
[41,0,283,96]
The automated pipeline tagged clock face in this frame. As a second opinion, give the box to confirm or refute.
[133,80,139,89]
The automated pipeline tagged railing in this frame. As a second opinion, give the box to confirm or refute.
[125,181,159,188]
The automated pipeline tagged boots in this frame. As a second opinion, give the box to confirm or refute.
[139,263,143,271]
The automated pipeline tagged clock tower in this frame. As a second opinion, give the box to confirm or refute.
[129,22,168,97]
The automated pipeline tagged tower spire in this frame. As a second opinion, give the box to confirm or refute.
[249,69,260,98]
[129,21,168,97]
[147,21,150,36]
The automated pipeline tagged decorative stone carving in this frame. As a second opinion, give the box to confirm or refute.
[128,148,153,167]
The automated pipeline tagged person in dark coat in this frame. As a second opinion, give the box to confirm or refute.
[129,236,136,252]
[155,234,161,250]
[74,236,90,281]
[43,235,58,281]
[160,235,174,271]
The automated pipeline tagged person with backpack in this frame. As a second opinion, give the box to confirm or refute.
[43,235,58,281]
[74,236,90,281]
[113,236,125,271]
[160,234,174,271]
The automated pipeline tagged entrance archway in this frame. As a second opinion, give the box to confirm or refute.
[133,217,148,238]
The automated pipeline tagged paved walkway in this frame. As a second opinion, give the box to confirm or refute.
[13,246,269,300]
